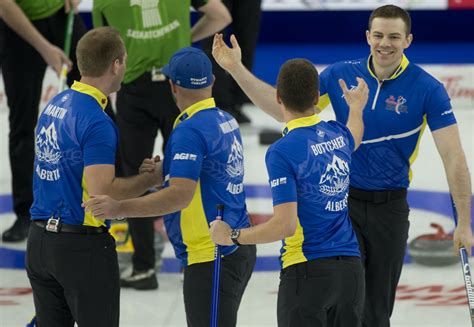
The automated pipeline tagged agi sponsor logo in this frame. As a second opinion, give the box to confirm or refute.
[270,177,287,188]
[173,153,197,161]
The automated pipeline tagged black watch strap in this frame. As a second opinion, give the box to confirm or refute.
[230,229,241,246]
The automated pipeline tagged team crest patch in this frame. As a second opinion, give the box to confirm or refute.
[319,155,349,196]
[225,136,244,177]
[35,122,61,164]
[385,95,408,114]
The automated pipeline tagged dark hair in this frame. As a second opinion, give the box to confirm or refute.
[276,59,319,113]
[368,5,412,35]
[76,27,126,77]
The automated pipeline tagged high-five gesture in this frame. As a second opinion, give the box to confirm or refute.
[339,77,369,113]
[212,33,242,74]
[340,77,368,150]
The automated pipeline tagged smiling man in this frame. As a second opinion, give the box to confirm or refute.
[211,4,472,327]
[315,7,471,326]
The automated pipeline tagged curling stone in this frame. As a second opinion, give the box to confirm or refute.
[409,223,458,267]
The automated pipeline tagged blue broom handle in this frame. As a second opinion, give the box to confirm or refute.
[211,204,224,327]
[451,195,474,326]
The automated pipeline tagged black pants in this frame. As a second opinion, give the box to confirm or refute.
[201,0,262,109]
[348,188,410,327]
[26,223,120,327]
[116,73,180,271]
[277,257,364,327]
[183,245,256,327]
[1,10,99,222]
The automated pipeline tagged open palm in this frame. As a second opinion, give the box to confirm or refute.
[212,33,242,73]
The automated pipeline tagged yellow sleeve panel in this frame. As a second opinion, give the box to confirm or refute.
[315,93,331,113]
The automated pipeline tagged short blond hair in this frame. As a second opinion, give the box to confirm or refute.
[76,27,125,77]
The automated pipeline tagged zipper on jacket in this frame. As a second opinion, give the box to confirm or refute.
[371,79,384,110]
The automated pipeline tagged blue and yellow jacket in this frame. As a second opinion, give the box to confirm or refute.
[30,81,117,227]
[319,55,456,190]
[163,98,251,267]
[266,115,360,269]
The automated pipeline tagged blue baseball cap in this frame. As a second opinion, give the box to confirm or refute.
[162,47,214,89]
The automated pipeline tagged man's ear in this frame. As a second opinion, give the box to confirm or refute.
[276,89,282,105]
[405,33,413,49]
[112,58,120,75]
[169,79,176,93]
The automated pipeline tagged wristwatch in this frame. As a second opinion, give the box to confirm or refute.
[230,229,241,246]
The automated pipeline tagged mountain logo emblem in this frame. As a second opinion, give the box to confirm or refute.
[225,136,244,178]
[35,122,61,164]
[319,155,349,196]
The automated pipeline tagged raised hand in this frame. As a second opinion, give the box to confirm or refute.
[212,33,242,74]
[339,77,369,112]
